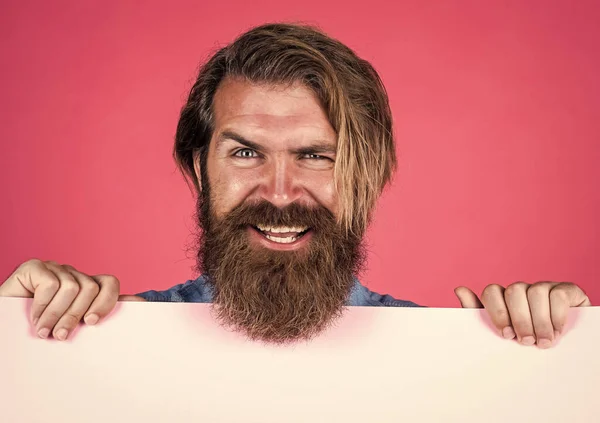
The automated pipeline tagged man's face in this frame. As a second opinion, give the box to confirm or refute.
[205,78,339,235]
[194,78,364,344]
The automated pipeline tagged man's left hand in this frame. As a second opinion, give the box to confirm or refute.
[454,282,591,349]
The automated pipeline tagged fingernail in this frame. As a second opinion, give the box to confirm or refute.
[537,338,552,349]
[84,314,99,325]
[521,336,536,346]
[55,328,68,341]
[37,328,50,339]
[32,318,39,326]
[502,326,516,339]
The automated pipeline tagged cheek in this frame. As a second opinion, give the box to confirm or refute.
[209,170,255,217]
[307,175,339,215]
[206,153,248,217]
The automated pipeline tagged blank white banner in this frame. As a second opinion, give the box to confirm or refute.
[1,298,598,422]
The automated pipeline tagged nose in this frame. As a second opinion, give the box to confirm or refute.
[258,157,303,208]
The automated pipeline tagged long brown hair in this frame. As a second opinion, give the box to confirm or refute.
[174,23,396,236]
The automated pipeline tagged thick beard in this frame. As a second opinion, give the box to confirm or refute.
[195,194,365,345]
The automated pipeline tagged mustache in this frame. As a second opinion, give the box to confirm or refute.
[211,201,338,231]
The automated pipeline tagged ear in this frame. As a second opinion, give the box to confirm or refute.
[193,150,202,192]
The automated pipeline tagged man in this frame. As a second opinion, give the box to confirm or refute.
[0,23,591,346]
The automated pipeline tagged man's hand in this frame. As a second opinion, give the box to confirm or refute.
[0,259,120,341]
[455,282,592,349]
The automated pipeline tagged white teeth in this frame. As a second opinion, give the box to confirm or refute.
[256,225,308,233]
[265,235,297,244]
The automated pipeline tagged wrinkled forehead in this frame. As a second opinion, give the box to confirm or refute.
[211,78,337,146]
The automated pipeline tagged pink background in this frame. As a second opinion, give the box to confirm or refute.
[1,0,598,307]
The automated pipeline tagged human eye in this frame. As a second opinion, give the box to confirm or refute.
[302,153,332,161]
[299,153,335,170]
[234,148,259,158]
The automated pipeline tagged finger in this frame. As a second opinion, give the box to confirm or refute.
[83,274,120,325]
[479,284,515,339]
[454,286,483,308]
[24,260,62,325]
[550,282,592,335]
[0,261,35,298]
[526,282,557,349]
[51,266,101,341]
[35,262,80,339]
[119,295,147,302]
[504,282,536,346]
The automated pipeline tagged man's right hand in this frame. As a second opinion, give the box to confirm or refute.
[0,259,120,341]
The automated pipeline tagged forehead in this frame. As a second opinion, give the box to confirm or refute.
[211,78,336,140]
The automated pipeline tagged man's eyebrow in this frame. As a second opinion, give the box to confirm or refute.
[218,130,336,155]
[218,131,264,152]
[290,144,337,155]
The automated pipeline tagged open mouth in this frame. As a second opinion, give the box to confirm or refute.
[252,224,311,244]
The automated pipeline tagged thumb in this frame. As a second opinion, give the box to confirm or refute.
[454,286,484,308]
[0,262,40,298]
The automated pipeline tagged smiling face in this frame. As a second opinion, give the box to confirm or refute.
[202,78,339,249]
[193,78,365,344]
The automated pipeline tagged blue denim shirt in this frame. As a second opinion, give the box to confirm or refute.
[136,274,421,307]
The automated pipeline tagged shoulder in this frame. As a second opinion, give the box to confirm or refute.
[348,278,423,307]
[134,275,213,303]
